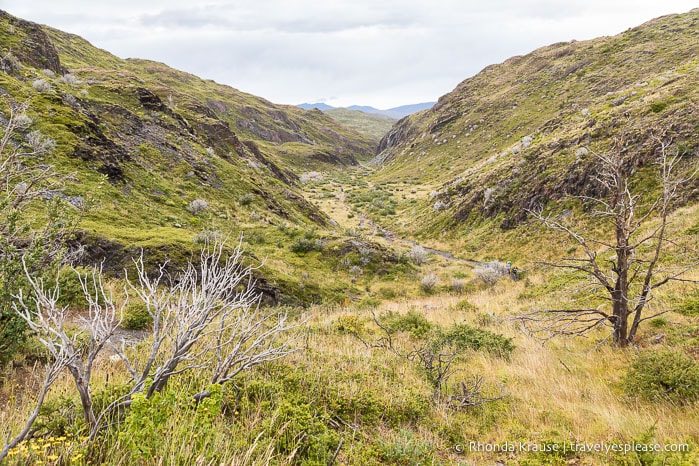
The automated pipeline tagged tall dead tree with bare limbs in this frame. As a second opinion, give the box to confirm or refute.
[521,135,698,347]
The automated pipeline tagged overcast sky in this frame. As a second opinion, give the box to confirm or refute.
[3,1,697,109]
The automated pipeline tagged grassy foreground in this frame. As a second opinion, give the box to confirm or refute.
[1,261,698,465]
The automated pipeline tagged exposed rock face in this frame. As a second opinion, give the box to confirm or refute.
[0,10,65,74]
[375,116,415,159]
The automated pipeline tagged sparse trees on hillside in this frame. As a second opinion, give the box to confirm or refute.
[521,135,698,347]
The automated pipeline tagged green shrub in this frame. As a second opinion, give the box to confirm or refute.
[34,395,81,437]
[289,237,326,254]
[648,317,669,328]
[380,310,435,339]
[622,350,699,403]
[434,323,514,358]
[262,400,339,463]
[334,313,366,336]
[383,388,431,426]
[678,292,699,316]
[56,267,89,309]
[377,287,399,299]
[376,429,435,465]
[650,100,669,113]
[121,301,152,330]
[238,193,254,206]
[450,299,478,313]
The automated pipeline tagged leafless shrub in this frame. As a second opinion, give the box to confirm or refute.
[194,229,222,244]
[420,273,440,293]
[349,265,363,277]
[408,244,428,265]
[13,113,32,129]
[451,278,466,293]
[26,130,56,154]
[12,262,124,432]
[433,200,447,211]
[473,261,509,286]
[188,198,209,215]
[483,187,496,206]
[118,238,299,403]
[32,79,52,93]
[59,73,79,85]
[41,69,56,78]
[299,171,323,183]
[7,237,299,445]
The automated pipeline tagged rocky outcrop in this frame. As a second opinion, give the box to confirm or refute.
[0,10,65,74]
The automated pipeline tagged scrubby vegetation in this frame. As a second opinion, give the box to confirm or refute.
[1,7,699,466]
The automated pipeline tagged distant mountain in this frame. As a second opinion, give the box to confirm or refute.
[348,103,436,119]
[297,102,335,111]
[298,102,435,119]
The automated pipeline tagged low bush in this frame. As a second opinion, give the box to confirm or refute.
[434,323,514,359]
[334,313,366,336]
[289,237,326,254]
[187,199,209,215]
[678,292,699,316]
[419,273,440,293]
[473,261,509,286]
[32,79,52,92]
[622,350,699,403]
[121,302,153,330]
[450,299,478,313]
[407,245,428,265]
[380,310,434,339]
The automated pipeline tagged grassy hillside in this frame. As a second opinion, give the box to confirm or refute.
[0,9,383,304]
[370,9,699,249]
[2,8,699,466]
[325,108,396,144]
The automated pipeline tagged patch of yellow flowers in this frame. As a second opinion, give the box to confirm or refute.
[5,434,87,464]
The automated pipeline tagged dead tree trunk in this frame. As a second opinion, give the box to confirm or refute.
[521,134,697,347]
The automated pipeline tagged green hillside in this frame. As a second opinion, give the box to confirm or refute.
[2,8,699,466]
[325,108,396,143]
[0,9,383,304]
[371,10,699,247]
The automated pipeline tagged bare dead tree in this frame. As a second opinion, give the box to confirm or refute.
[522,135,698,347]
[10,237,299,441]
[113,238,298,402]
[12,260,123,430]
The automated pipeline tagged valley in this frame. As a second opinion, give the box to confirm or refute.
[1,7,699,466]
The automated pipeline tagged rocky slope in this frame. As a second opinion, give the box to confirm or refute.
[373,9,699,233]
[0,9,374,252]
[0,9,384,304]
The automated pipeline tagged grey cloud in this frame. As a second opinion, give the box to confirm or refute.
[3,0,698,108]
